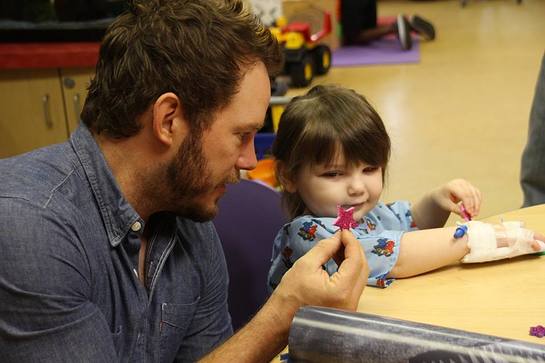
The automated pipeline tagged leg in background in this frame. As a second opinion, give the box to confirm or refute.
[340,0,413,50]
[409,15,436,41]
[341,0,393,45]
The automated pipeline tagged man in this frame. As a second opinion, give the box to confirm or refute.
[521,52,545,207]
[0,0,368,361]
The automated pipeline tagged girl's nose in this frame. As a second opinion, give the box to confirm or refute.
[347,175,366,196]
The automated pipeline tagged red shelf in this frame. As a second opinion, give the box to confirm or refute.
[0,42,100,69]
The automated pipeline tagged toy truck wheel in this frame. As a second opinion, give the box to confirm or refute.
[289,54,314,88]
[313,45,331,75]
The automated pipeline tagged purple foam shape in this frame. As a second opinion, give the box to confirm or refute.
[332,38,420,67]
[530,325,545,338]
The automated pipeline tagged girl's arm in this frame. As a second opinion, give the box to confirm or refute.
[389,227,469,278]
[390,223,545,278]
[411,179,482,229]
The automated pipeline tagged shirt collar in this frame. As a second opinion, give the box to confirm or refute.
[70,124,143,247]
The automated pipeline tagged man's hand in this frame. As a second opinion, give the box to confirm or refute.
[431,178,482,218]
[201,231,368,363]
[270,230,368,326]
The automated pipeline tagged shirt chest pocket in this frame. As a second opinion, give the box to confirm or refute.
[159,299,200,361]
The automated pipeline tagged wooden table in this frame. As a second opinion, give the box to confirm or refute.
[272,205,545,361]
[357,204,545,345]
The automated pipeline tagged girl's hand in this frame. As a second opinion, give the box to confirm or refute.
[462,221,545,263]
[431,179,482,218]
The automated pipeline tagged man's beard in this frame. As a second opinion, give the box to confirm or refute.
[166,131,239,222]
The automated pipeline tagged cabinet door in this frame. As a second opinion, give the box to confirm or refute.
[60,68,95,134]
[0,69,68,158]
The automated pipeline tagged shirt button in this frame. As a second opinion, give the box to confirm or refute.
[131,221,142,232]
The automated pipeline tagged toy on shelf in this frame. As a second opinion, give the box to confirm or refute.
[250,77,290,189]
[262,77,291,133]
[269,4,332,88]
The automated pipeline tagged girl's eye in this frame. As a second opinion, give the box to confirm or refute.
[363,166,379,173]
[322,171,342,178]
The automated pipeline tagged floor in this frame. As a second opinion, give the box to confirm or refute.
[287,0,545,224]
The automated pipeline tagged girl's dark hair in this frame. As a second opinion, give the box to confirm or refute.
[81,0,282,138]
[272,84,391,218]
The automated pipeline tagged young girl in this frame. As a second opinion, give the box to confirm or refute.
[268,84,545,290]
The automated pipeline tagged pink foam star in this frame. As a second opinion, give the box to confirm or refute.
[334,206,359,230]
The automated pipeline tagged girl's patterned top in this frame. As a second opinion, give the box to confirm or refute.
[268,201,418,289]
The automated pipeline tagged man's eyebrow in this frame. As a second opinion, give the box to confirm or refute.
[237,121,264,132]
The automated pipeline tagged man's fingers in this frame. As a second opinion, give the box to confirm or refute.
[336,230,367,277]
[331,241,345,267]
[302,231,342,267]
[335,230,368,309]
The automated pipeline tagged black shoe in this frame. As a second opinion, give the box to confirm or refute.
[396,14,412,51]
[409,15,436,41]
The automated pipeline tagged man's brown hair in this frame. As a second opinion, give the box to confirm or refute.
[81,0,282,138]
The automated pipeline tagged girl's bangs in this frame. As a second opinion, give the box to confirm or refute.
[294,118,389,169]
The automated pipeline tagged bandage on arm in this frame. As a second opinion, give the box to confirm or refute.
[462,221,545,263]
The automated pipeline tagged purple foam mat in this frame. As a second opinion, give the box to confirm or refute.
[332,37,420,67]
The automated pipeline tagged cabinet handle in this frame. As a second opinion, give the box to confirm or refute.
[73,93,82,123]
[42,94,53,129]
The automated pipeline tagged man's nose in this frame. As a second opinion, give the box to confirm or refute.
[236,138,258,171]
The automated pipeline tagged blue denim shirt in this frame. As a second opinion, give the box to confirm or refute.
[0,125,233,362]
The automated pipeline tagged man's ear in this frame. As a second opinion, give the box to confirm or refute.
[276,161,297,193]
[151,92,188,146]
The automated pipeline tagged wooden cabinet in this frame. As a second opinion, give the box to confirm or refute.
[60,68,94,134]
[0,69,66,158]
[0,67,94,158]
